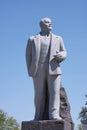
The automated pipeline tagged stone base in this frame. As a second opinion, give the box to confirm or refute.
[21,120,72,130]
[82,123,87,130]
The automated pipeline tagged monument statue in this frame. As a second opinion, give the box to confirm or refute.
[24,17,74,130]
[26,17,73,124]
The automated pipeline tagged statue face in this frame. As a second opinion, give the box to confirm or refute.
[41,18,52,32]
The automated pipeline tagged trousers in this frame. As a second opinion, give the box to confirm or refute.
[33,61,61,120]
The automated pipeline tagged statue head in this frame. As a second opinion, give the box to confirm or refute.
[39,17,52,33]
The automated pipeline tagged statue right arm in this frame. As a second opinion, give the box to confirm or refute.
[26,37,34,76]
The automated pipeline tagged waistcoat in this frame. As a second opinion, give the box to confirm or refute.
[39,35,50,63]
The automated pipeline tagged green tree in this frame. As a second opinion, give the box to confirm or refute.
[79,95,87,122]
[0,109,20,130]
[77,124,82,130]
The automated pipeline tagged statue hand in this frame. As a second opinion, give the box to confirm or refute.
[53,52,63,63]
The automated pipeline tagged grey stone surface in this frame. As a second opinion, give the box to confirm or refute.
[25,17,74,130]
[43,84,74,130]
[21,86,74,130]
[60,86,74,130]
[21,120,64,130]
[26,17,67,120]
[21,120,74,130]
[22,121,39,130]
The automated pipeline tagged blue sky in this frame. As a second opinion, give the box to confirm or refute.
[0,0,87,128]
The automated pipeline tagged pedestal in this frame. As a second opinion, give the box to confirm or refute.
[82,123,87,130]
[21,120,72,130]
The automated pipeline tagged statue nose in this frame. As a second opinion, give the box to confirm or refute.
[49,23,52,26]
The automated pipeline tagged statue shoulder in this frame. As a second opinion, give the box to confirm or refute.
[28,34,39,42]
[57,35,63,40]
[28,35,35,42]
[52,34,64,43]
[52,33,63,40]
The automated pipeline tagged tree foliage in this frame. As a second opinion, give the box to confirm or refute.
[77,124,82,130]
[0,109,20,130]
[79,95,87,121]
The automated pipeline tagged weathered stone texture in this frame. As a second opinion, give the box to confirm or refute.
[21,120,71,130]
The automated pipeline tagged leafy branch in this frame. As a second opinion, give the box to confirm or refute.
[79,95,87,123]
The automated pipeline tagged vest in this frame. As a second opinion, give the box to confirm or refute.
[39,35,50,63]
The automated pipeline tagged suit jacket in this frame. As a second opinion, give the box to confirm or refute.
[26,33,67,77]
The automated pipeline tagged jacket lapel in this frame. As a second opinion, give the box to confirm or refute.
[50,33,58,61]
[34,33,58,63]
[34,34,41,63]
[50,33,57,53]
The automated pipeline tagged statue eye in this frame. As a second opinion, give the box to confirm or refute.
[45,21,48,23]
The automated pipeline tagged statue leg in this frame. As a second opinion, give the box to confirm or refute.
[33,64,47,120]
[43,82,74,129]
[48,74,62,120]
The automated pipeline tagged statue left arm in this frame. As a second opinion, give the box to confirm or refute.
[54,37,67,63]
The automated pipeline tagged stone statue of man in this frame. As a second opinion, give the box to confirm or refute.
[26,17,67,120]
